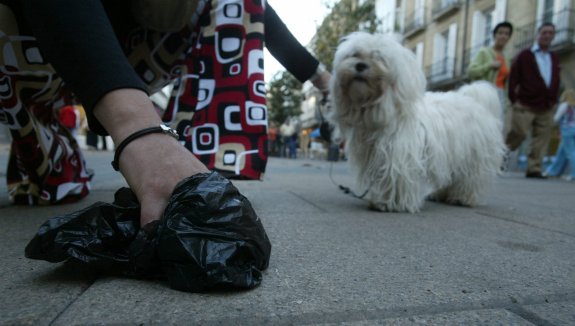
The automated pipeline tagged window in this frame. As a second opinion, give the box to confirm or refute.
[483,8,494,46]
[414,0,424,25]
[377,0,398,33]
[469,5,498,59]
[536,0,571,44]
[431,24,457,82]
[542,0,554,23]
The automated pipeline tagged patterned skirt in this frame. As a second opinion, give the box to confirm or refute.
[0,0,268,205]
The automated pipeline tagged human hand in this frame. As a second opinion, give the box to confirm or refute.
[118,133,209,226]
[312,69,332,99]
[491,61,502,69]
[94,89,209,226]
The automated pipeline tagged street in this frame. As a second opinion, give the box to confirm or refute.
[0,147,574,325]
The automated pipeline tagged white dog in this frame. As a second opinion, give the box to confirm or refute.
[329,32,505,212]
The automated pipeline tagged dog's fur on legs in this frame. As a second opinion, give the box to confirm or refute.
[329,32,506,213]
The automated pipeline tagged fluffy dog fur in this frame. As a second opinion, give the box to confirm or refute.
[329,32,505,212]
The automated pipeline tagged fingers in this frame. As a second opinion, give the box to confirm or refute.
[118,133,210,225]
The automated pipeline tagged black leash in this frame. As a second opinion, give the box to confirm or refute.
[316,93,371,200]
[328,161,371,200]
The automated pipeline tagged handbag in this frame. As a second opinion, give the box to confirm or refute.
[132,0,200,32]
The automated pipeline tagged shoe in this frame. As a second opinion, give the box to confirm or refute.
[526,171,547,179]
[561,175,573,182]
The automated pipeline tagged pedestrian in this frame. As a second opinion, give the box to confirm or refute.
[505,22,561,179]
[86,129,108,151]
[467,21,513,133]
[0,0,330,226]
[299,128,311,159]
[544,89,575,181]
[280,117,297,159]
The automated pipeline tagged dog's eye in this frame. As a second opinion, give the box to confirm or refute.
[338,37,348,45]
[372,51,387,64]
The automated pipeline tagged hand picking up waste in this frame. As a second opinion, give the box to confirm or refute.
[25,172,272,292]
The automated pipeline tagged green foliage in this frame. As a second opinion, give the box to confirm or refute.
[266,71,303,126]
[312,0,379,72]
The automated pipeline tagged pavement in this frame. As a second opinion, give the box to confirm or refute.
[0,144,574,325]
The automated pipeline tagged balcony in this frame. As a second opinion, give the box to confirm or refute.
[431,0,462,21]
[425,56,458,89]
[512,8,575,55]
[379,7,404,34]
[404,8,427,38]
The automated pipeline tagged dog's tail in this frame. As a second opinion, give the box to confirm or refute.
[457,81,502,119]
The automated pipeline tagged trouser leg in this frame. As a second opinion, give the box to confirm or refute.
[1,4,92,205]
[562,134,575,178]
[527,109,554,174]
[545,140,567,176]
[506,105,534,151]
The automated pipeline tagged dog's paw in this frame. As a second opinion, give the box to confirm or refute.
[368,201,389,212]
[445,198,474,207]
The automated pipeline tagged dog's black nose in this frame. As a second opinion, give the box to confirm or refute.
[355,62,368,72]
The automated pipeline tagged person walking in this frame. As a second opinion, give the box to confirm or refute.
[544,89,575,181]
[86,129,108,151]
[280,117,297,159]
[506,22,561,179]
[267,121,279,157]
[467,21,513,133]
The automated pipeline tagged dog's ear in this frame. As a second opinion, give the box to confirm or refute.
[338,31,367,45]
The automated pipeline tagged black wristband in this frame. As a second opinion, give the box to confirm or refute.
[111,124,179,171]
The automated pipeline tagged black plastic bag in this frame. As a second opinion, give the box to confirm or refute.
[25,172,271,292]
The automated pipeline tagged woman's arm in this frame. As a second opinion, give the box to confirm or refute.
[467,47,493,81]
[264,4,331,91]
[264,4,318,82]
[23,0,147,135]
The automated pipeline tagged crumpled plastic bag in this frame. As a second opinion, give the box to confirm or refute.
[25,171,271,292]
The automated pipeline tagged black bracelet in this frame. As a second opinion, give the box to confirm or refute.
[111,124,179,171]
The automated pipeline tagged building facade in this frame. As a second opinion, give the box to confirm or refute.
[376,0,575,91]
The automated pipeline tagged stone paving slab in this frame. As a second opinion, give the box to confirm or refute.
[522,300,575,325]
[317,309,535,325]
[0,193,108,326]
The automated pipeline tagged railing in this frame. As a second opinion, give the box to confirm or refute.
[379,8,404,34]
[425,56,457,86]
[431,0,462,20]
[513,8,575,54]
[404,7,426,37]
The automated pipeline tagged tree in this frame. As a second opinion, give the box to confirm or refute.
[312,0,379,72]
[266,71,303,127]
